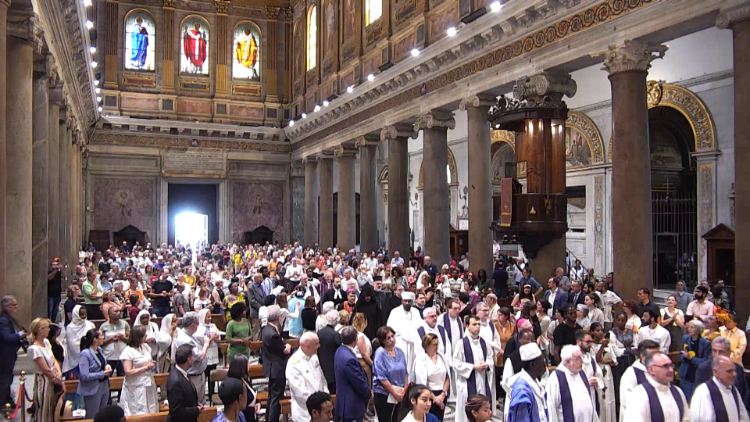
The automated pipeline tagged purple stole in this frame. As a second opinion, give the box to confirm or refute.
[417,326,448,352]
[585,355,600,414]
[707,379,740,422]
[443,313,463,341]
[461,336,491,397]
[641,382,685,422]
[634,367,647,385]
[555,370,594,422]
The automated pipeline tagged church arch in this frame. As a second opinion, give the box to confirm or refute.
[417,147,458,189]
[566,110,605,167]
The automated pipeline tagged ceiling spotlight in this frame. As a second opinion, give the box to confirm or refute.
[411,48,420,57]
[495,124,500,129]
[490,1,502,12]
[301,113,307,119]
[90,61,98,68]
[446,27,457,37]
[346,86,353,93]
[314,105,321,112]
[94,80,100,86]
[96,96,102,102]
[323,100,329,107]
[95,87,101,94]
[89,46,96,54]
[289,120,295,127]
[97,106,102,112]
[85,20,94,30]
[83,0,93,6]
[367,74,375,82]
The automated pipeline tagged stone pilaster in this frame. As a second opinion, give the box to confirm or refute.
[6,8,43,325]
[215,1,229,96]
[335,146,357,251]
[0,0,12,295]
[356,135,380,253]
[415,112,456,268]
[459,94,495,273]
[381,124,416,260]
[718,2,750,321]
[104,0,119,88]
[48,83,63,265]
[162,0,175,91]
[32,52,51,320]
[59,110,70,283]
[600,40,666,300]
[317,153,334,249]
[303,157,318,247]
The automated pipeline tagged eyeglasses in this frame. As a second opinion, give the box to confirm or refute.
[650,363,674,370]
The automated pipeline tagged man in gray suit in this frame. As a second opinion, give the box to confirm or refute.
[247,272,267,341]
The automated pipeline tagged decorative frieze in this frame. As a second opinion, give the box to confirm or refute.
[597,40,667,75]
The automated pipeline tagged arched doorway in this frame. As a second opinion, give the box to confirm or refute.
[649,106,697,288]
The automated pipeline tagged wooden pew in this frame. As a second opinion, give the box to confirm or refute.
[64,373,169,393]
[77,406,218,422]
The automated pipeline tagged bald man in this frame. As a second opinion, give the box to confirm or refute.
[286,332,329,422]
[690,355,750,422]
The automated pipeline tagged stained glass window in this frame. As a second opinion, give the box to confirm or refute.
[181,16,210,75]
[124,11,156,71]
[233,23,261,81]
[307,6,317,71]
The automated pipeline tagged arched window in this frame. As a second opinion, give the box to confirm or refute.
[307,6,317,71]
[124,10,156,71]
[180,16,210,75]
[233,22,261,81]
[365,0,382,26]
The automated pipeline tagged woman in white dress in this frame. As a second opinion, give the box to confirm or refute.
[63,305,95,379]
[28,318,64,422]
[352,313,373,384]
[119,325,158,416]
[590,322,617,422]
[132,309,159,360]
[410,334,450,421]
[195,308,223,400]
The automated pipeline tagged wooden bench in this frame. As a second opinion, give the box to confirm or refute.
[64,373,168,392]
[77,406,218,422]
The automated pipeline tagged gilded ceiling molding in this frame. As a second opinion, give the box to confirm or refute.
[597,39,668,74]
[90,133,292,152]
[566,110,605,164]
[646,81,716,151]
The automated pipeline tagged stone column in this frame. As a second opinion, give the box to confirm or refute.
[0,0,10,293]
[32,53,50,319]
[335,146,357,251]
[48,84,62,265]
[318,154,334,249]
[304,157,318,247]
[59,113,69,271]
[356,135,379,253]
[718,3,750,321]
[460,95,495,273]
[602,40,667,299]
[415,112,455,268]
[6,9,42,325]
[381,124,415,260]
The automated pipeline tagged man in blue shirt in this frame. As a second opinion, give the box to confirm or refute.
[519,268,543,297]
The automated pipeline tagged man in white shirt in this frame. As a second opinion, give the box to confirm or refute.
[364,251,379,271]
[286,332,329,422]
[547,345,598,422]
[637,309,671,353]
[690,355,750,422]
[596,281,622,329]
[623,352,690,422]
[286,258,304,286]
[390,251,404,267]
[459,253,469,270]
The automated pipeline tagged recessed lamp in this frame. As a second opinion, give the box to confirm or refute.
[446,27,457,37]
[367,74,375,81]
[94,80,100,86]
[411,48,420,57]
[96,96,102,102]
[346,86,353,93]
[495,124,500,129]
[97,106,103,112]
[89,46,96,54]
[85,20,94,30]
[323,100,329,107]
[95,88,101,94]
[289,120,295,127]
[314,105,321,112]
[490,1,502,12]
[90,61,98,68]
[301,113,307,119]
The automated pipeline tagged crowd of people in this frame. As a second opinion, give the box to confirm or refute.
[0,239,746,422]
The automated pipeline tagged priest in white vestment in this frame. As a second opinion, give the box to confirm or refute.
[690,356,750,422]
[386,291,423,372]
[413,306,452,359]
[438,297,464,402]
[619,339,660,421]
[623,352,690,422]
[453,315,496,422]
[547,345,599,422]
[578,331,604,403]
[475,302,504,354]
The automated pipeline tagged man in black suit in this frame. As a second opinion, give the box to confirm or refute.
[322,276,346,309]
[167,344,204,422]
[262,305,292,422]
[0,296,25,409]
[567,280,586,307]
[317,309,342,392]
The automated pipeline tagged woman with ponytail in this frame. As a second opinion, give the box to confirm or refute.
[76,329,113,418]
[464,394,492,422]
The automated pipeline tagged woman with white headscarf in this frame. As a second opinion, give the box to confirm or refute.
[63,305,96,379]
[132,310,159,360]
[195,309,223,400]
[157,314,177,373]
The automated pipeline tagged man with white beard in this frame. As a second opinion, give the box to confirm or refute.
[386,291,423,371]
[547,345,599,422]
[453,315,495,422]
[413,307,451,358]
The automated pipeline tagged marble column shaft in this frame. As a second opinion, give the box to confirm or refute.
[0,0,10,295]
[32,71,49,319]
[336,149,357,251]
[318,156,334,249]
[304,159,318,247]
[6,36,35,325]
[59,120,70,274]
[382,125,413,260]
[357,137,379,253]
[461,96,494,273]
[48,95,61,264]
[602,40,666,299]
[417,112,455,268]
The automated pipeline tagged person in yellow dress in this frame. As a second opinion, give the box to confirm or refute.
[235,28,259,79]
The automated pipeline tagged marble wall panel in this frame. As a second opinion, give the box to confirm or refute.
[232,181,285,243]
[92,177,156,241]
[291,176,305,242]
[120,97,160,111]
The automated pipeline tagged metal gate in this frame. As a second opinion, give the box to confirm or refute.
[652,187,698,288]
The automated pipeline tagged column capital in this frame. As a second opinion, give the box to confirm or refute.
[0,0,11,9]
[163,0,176,8]
[354,134,380,148]
[316,151,334,161]
[291,162,305,177]
[334,145,358,158]
[302,155,317,164]
[717,1,750,28]
[414,112,455,132]
[514,72,577,104]
[596,40,667,75]
[381,124,417,141]
[459,94,496,111]
[8,9,44,52]
[215,0,230,15]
